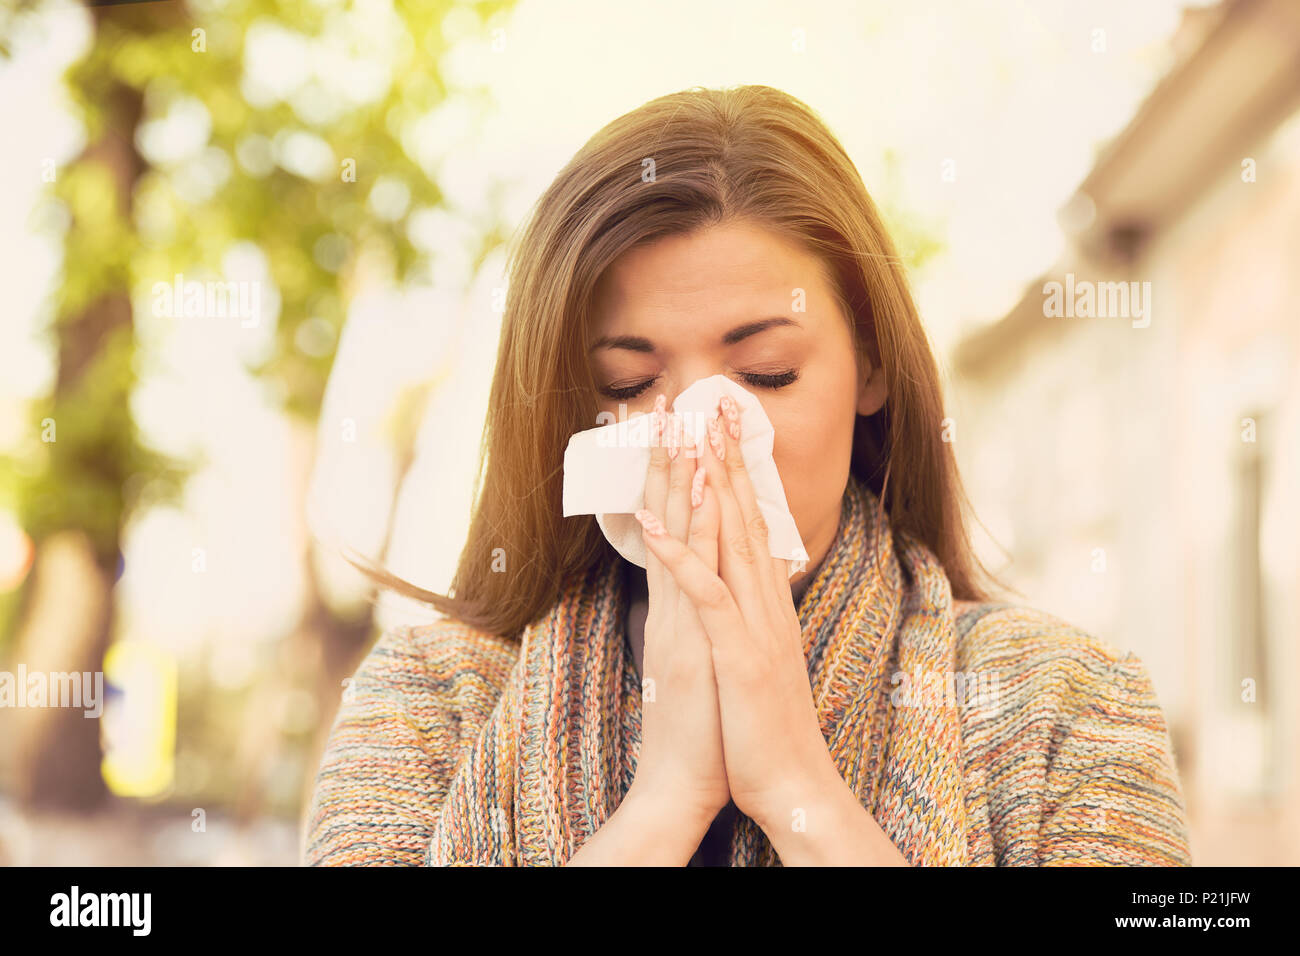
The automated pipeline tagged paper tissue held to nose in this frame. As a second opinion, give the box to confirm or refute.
[561,374,810,578]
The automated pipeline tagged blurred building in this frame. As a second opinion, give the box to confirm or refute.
[950,0,1300,866]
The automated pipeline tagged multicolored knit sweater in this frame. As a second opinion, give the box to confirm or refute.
[304,485,1193,866]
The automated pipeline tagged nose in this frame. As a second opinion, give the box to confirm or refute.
[664,365,727,408]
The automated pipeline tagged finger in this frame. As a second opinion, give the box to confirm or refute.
[678,443,718,658]
[718,393,786,607]
[635,496,748,663]
[642,394,670,613]
[771,558,799,633]
[664,412,693,543]
[772,556,795,605]
[686,443,717,575]
[664,411,698,643]
[703,407,775,633]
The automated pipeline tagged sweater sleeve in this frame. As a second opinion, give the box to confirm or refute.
[302,624,470,866]
[1036,651,1193,866]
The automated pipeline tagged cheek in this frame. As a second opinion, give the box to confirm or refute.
[770,398,854,484]
[767,368,859,520]
[769,406,823,476]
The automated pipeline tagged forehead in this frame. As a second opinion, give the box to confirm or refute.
[590,220,834,332]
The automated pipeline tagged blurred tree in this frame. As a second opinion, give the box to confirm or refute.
[4,1,185,812]
[2,0,515,815]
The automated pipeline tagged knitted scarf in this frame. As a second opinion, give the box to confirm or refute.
[428,473,968,865]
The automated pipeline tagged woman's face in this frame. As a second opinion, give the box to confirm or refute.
[588,218,888,595]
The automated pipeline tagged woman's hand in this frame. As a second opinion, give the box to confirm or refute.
[626,396,731,824]
[634,395,840,831]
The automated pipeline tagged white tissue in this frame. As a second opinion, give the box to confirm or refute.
[562,374,809,578]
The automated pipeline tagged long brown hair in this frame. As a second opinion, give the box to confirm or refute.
[360,84,1010,638]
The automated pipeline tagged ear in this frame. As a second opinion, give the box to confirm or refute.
[856,350,888,416]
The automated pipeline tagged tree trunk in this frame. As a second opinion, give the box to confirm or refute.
[7,5,145,812]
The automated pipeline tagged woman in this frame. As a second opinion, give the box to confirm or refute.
[304,85,1193,866]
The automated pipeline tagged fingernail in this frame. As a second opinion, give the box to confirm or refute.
[691,467,706,508]
[667,413,680,460]
[706,416,725,461]
[720,397,740,441]
[634,509,667,536]
[653,393,667,414]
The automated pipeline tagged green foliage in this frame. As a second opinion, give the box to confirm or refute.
[89,0,514,417]
[5,0,516,563]
[4,19,188,566]
[16,324,186,566]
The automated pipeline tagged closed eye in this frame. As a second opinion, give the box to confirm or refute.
[598,369,799,401]
[740,369,799,390]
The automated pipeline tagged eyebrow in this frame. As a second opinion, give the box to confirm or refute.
[588,316,799,353]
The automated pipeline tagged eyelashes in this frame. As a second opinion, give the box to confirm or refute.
[599,369,799,401]
[739,368,799,391]
[601,380,657,401]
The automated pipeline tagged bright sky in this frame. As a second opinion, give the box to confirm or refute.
[0,0,1211,647]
